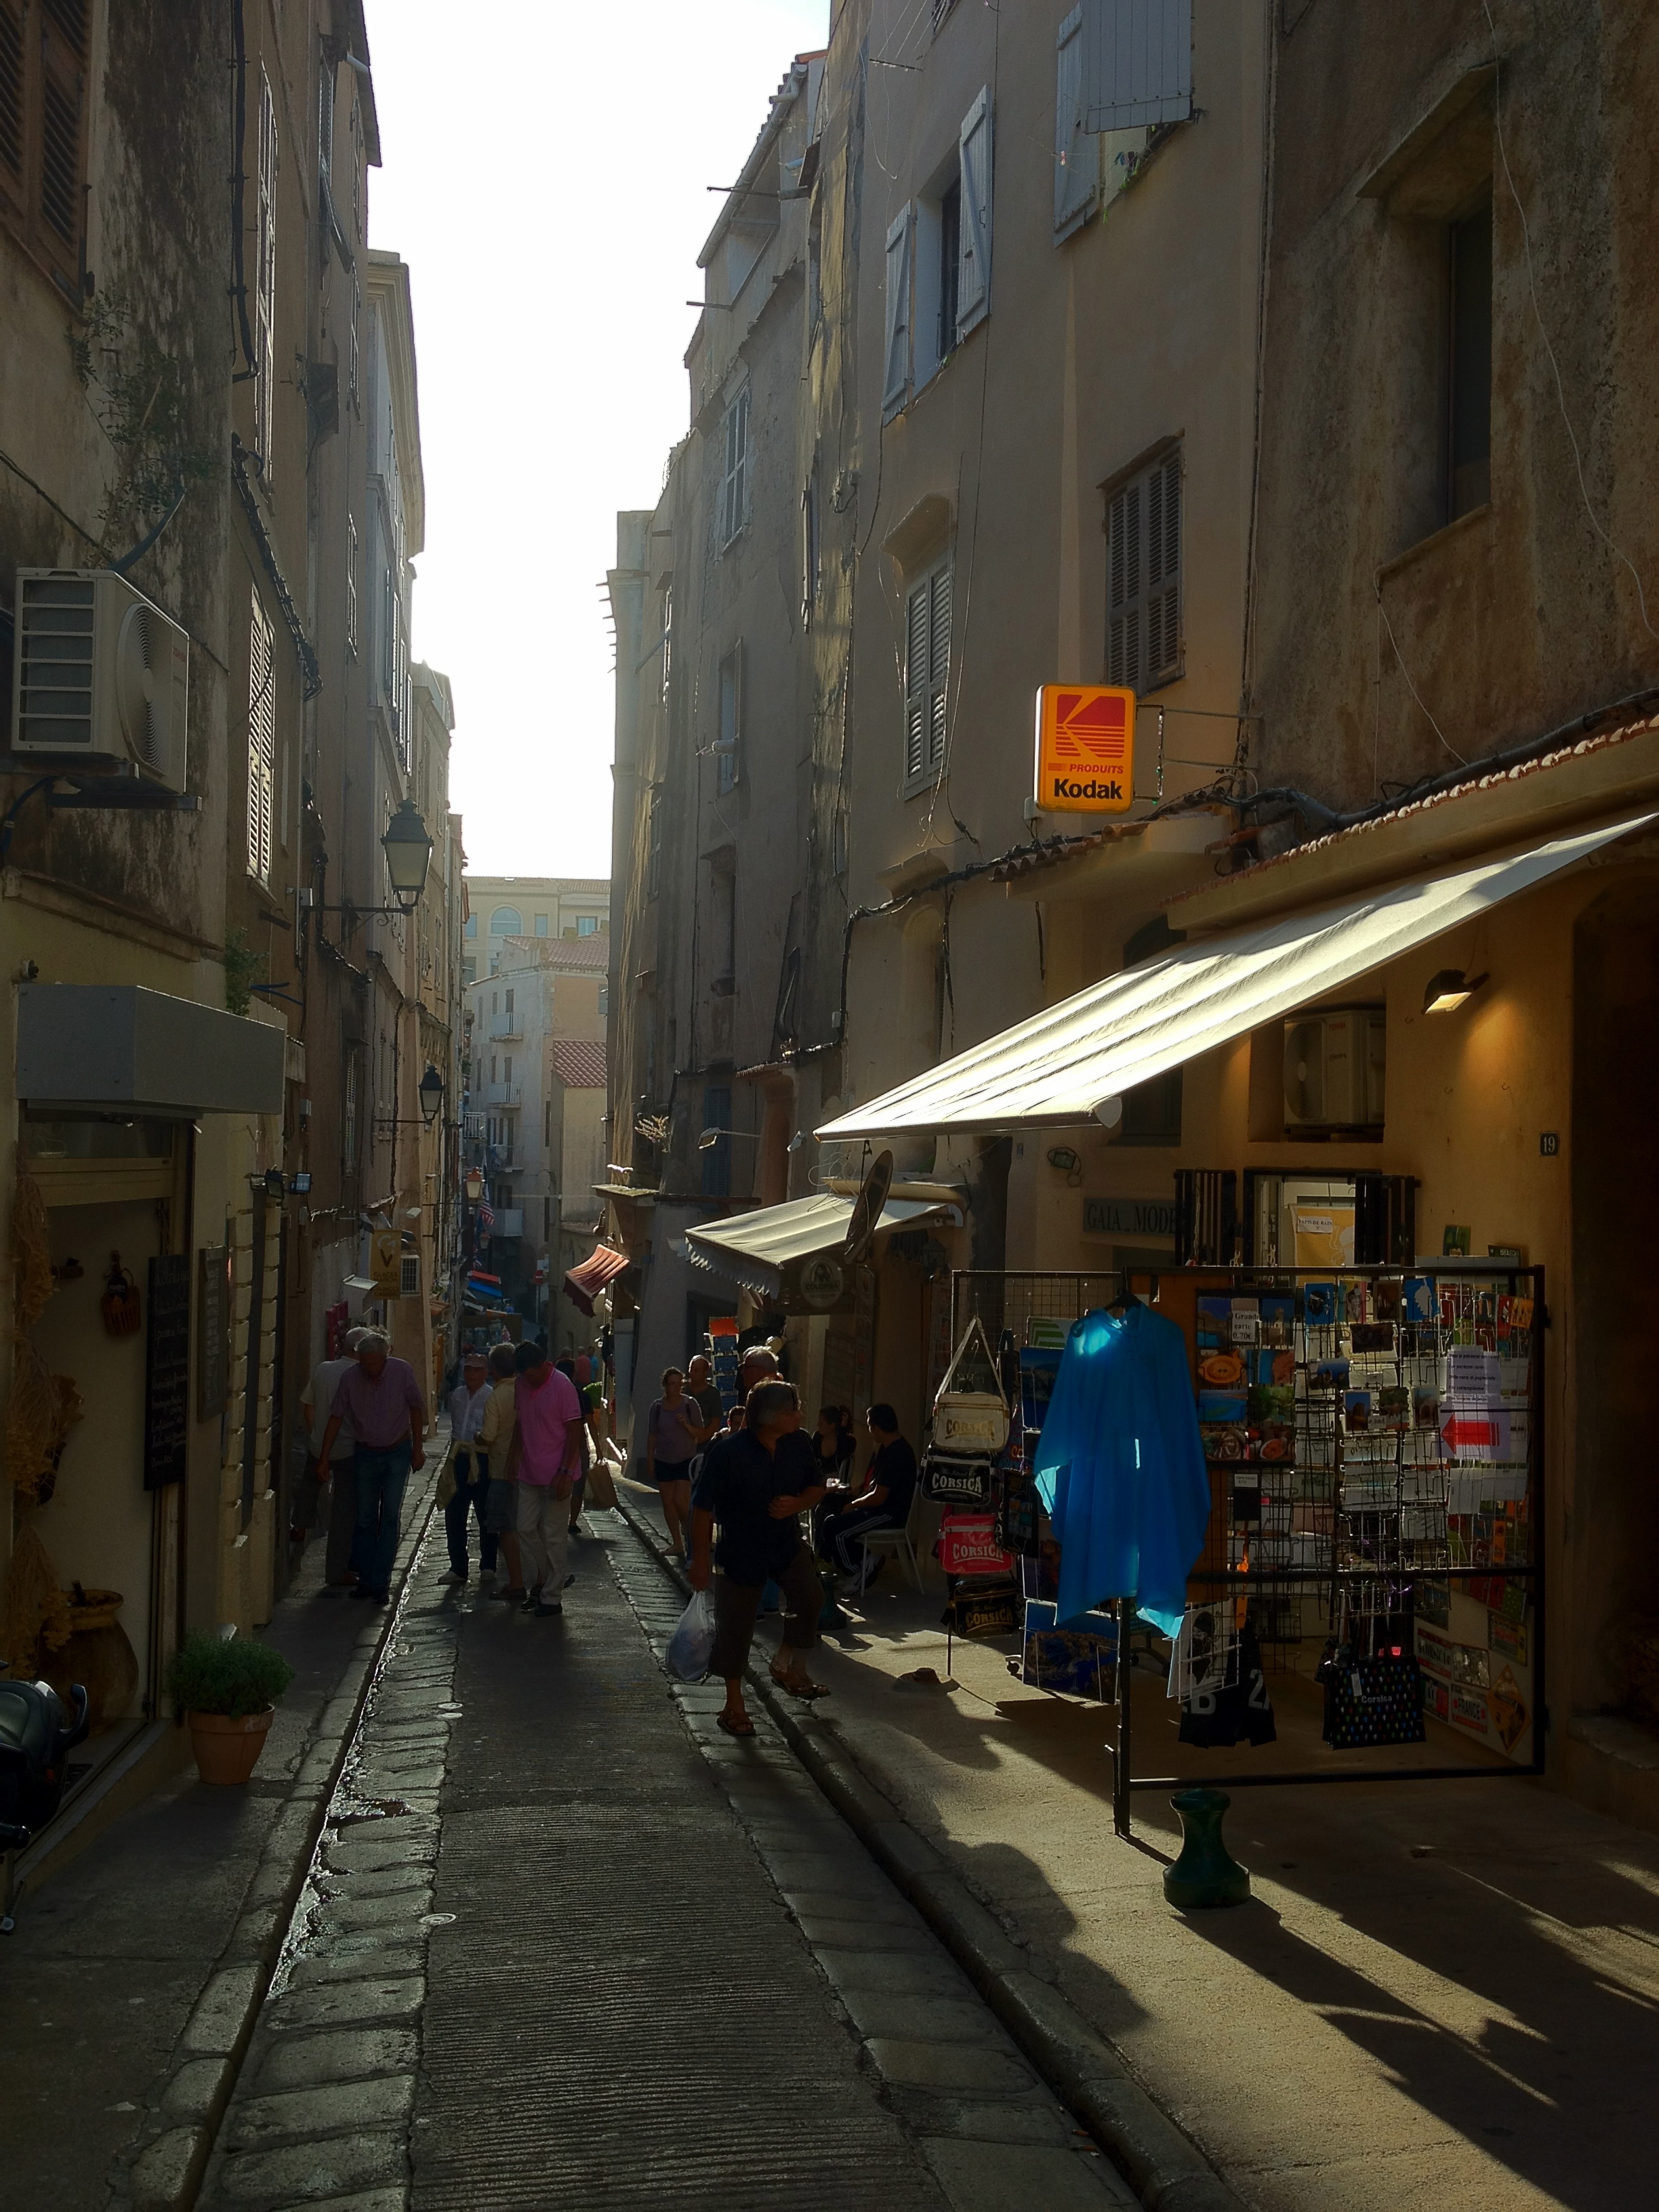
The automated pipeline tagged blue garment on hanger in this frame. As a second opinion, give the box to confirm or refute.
[1031,1304,1210,1639]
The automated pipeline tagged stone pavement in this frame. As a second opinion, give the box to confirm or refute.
[0,1479,432,2212]
[781,1572,1659,2212]
[195,1507,1137,2212]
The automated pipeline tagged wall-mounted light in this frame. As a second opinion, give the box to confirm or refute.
[417,1063,445,1125]
[1423,968,1488,1015]
[698,1126,762,1151]
[1046,1145,1083,1185]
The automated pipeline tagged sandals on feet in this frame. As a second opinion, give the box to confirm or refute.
[770,1668,830,1701]
[716,1711,756,1737]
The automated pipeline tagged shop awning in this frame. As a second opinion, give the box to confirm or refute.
[16,984,286,1116]
[562,1244,629,1315]
[817,816,1650,1139]
[678,1192,962,1299]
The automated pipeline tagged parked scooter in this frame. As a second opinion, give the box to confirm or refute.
[0,1677,90,1846]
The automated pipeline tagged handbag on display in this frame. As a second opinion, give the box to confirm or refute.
[1317,1640,1427,1749]
[940,1578,1020,1640]
[930,1317,1010,1457]
[922,1452,994,1507]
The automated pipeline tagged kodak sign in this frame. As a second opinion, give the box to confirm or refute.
[1033,684,1136,812]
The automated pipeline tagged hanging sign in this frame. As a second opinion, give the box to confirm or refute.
[1033,684,1136,812]
[145,1254,191,1488]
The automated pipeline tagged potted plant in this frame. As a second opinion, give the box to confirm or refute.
[166,1631,294,1786]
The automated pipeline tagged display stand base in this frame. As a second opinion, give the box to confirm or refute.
[1163,1786,1250,1909]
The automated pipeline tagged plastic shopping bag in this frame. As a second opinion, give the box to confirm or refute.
[665,1589,716,1681]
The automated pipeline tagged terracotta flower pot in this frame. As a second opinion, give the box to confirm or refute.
[188,1705,276,1786]
[43,1587,139,1735]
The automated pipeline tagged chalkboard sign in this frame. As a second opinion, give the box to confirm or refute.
[144,1252,191,1490]
[197,1244,229,1420]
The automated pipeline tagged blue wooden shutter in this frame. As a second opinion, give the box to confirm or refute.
[1083,0,1193,132]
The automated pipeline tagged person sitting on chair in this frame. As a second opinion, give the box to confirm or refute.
[817,1404,916,1595]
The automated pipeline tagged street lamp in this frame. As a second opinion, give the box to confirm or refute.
[699,1126,762,1149]
[464,1170,484,1203]
[380,799,434,912]
[418,1063,444,1126]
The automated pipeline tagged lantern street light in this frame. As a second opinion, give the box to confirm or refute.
[314,798,435,919]
[417,1062,444,1126]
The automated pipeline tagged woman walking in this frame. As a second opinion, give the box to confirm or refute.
[645,1366,701,1560]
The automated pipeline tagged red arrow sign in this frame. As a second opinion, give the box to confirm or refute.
[1440,1408,1504,1454]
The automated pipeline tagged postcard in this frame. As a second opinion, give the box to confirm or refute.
[1402,1277,1436,1323]
[1196,1296,1234,1348]
[1253,1347,1296,1387]
[1490,1610,1528,1665]
[1261,1294,1296,1340]
[1198,1390,1248,1425]
[1416,1579,1451,1629]
[1201,1423,1250,1463]
[1490,1665,1528,1750]
[1378,1385,1410,1431]
[1343,1389,1374,1432]
[1027,1317,1074,1349]
[1231,1482,1263,1524]
[1019,1348,1063,1433]
[1304,1282,1338,1326]
[1412,1386,1441,1430]
[1310,1357,1351,1393]
[1350,1320,1396,1355]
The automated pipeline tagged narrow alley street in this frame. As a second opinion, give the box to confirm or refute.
[186,1501,1134,2212]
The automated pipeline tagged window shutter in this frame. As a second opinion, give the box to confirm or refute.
[1054,7,1099,239]
[1082,0,1193,132]
[0,3,22,193]
[1145,449,1181,685]
[247,593,276,884]
[927,563,951,770]
[255,73,278,461]
[904,575,930,782]
[1107,449,1180,691]
[1106,480,1141,691]
[956,90,993,341]
[883,204,912,417]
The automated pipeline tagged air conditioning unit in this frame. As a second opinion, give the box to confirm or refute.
[10,569,189,794]
[1284,1007,1386,1131]
[398,1253,421,1300]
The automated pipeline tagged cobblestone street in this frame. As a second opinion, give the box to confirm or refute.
[194,1507,1133,2212]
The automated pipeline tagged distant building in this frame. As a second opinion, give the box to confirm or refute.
[461,874,609,985]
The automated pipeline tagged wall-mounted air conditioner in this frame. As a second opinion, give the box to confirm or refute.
[9,569,189,794]
[1284,1006,1386,1132]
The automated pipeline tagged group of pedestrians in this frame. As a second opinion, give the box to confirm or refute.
[643,1339,919,1737]
[297,1326,601,1620]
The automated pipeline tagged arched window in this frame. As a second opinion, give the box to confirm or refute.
[489,905,522,937]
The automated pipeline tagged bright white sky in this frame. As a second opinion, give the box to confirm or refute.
[368,1,830,878]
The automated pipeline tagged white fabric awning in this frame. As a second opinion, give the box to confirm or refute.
[817,816,1650,1139]
[676,1192,960,1299]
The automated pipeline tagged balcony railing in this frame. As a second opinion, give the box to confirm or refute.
[485,1082,520,1107]
[489,1017,524,1042]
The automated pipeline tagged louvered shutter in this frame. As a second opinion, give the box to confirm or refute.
[903,575,930,782]
[255,73,278,460]
[247,593,276,884]
[883,205,912,417]
[927,565,951,770]
[956,90,993,341]
[1054,7,1099,239]
[1145,449,1181,684]
[0,1,24,199]
[35,0,86,293]
[1106,480,1141,691]
[1082,0,1193,133]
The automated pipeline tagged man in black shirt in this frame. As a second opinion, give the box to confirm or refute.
[689,1380,828,1735]
[816,1404,917,1595]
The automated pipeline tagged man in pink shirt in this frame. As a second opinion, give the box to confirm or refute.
[510,1340,583,1616]
[317,1328,428,1606]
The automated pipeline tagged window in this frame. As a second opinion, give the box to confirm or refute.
[504,1055,512,1083]
[345,514,359,655]
[0,0,89,298]
[504,988,514,1013]
[884,91,992,417]
[710,861,737,995]
[254,71,278,464]
[1054,6,1100,238]
[489,905,522,937]
[534,912,549,937]
[464,913,477,939]
[660,586,673,703]
[462,956,476,985]
[882,205,913,418]
[348,295,361,411]
[716,643,743,796]
[544,1101,552,1146]
[1447,192,1492,520]
[544,1196,552,1235]
[577,914,598,937]
[1106,446,1181,693]
[246,590,276,882]
[718,388,750,548]
[342,1050,360,1176]
[598,983,609,1017]
[956,89,993,340]
[647,790,663,899]
[902,556,951,789]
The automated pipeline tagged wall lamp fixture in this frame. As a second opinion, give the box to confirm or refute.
[1423,968,1488,1015]
[698,1126,762,1150]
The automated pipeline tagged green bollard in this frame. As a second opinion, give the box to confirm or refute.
[1163,1786,1250,1910]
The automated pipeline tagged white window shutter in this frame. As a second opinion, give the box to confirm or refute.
[883,205,913,417]
[927,564,951,769]
[1082,0,1193,133]
[1054,7,1099,239]
[904,576,930,781]
[957,90,993,341]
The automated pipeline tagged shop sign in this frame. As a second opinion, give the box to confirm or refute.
[197,1244,230,1419]
[1033,684,1136,812]
[370,1225,403,1299]
[1083,1195,1176,1240]
[145,1254,191,1488]
[798,1255,845,1310]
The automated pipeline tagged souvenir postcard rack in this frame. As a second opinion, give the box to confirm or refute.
[1111,1262,1544,1835]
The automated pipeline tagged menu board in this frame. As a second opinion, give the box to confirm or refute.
[144,1253,191,1489]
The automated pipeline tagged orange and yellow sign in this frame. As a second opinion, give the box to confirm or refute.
[1033,684,1136,812]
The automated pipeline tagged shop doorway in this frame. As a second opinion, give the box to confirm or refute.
[1571,875,1659,1723]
